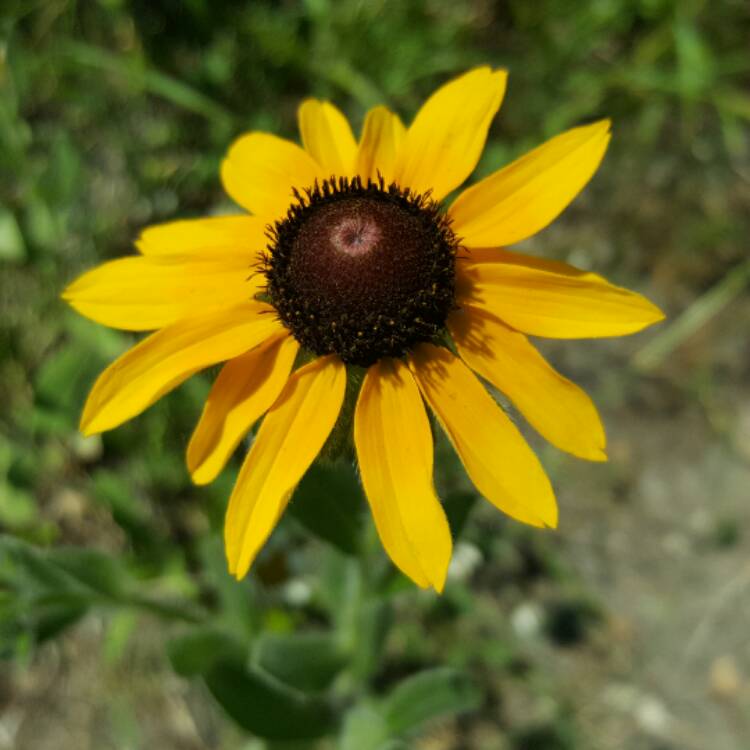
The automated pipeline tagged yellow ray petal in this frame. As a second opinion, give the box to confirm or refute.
[449,307,606,461]
[187,333,299,485]
[356,106,406,183]
[221,132,324,220]
[354,359,452,591]
[450,120,611,247]
[298,99,357,177]
[394,67,507,201]
[224,355,346,579]
[456,248,665,338]
[409,344,557,529]
[80,301,282,436]
[136,215,267,256]
[62,253,262,331]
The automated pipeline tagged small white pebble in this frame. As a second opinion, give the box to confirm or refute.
[511,603,542,639]
[447,541,482,582]
[283,579,311,606]
[635,695,671,736]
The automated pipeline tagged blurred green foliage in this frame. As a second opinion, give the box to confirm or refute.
[1,0,749,748]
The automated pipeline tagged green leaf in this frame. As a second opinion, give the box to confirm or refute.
[33,598,89,642]
[168,627,244,677]
[92,470,159,550]
[0,536,74,591]
[443,489,479,539]
[338,704,390,750]
[0,483,37,528]
[255,631,347,693]
[103,610,139,665]
[60,41,235,127]
[0,208,26,262]
[204,658,337,740]
[34,342,102,414]
[381,667,482,736]
[48,547,131,599]
[0,536,92,644]
[289,462,364,556]
[197,535,259,635]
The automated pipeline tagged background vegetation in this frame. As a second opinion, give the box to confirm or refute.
[1,0,749,748]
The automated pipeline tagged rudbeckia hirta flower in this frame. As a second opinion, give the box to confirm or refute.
[64,68,663,591]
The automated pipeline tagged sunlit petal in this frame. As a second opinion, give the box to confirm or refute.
[355,358,451,591]
[221,132,324,220]
[62,253,262,331]
[298,99,358,176]
[450,120,611,247]
[187,333,299,485]
[356,106,406,183]
[450,306,606,461]
[394,67,507,201]
[410,344,557,528]
[224,355,346,579]
[136,215,267,256]
[81,301,282,435]
[457,248,665,338]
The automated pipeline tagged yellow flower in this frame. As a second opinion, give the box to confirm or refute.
[64,68,664,591]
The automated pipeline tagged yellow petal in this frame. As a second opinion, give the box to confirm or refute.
[224,355,346,579]
[409,344,557,529]
[449,307,606,461]
[356,106,406,183]
[450,120,611,247]
[187,333,298,485]
[221,132,324,220]
[81,301,282,436]
[457,248,665,338]
[354,359,452,591]
[62,253,262,331]
[298,99,357,177]
[394,67,507,201]
[136,215,267,256]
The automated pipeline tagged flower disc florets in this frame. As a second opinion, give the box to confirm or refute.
[264,176,458,366]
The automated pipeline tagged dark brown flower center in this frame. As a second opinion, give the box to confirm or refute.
[263,177,457,367]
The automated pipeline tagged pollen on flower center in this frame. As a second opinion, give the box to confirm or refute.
[330,215,381,257]
[264,177,458,367]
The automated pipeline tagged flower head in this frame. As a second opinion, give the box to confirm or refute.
[64,68,664,591]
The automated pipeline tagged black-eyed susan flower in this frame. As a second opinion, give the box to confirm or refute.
[64,68,664,591]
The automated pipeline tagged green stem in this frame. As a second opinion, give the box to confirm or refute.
[346,530,393,689]
[126,593,206,624]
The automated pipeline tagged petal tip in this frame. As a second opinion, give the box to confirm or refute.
[186,440,213,485]
[649,305,667,324]
[588,430,608,463]
[79,416,98,438]
[233,554,253,581]
[541,503,559,530]
[431,571,449,594]
[573,445,608,463]
[631,300,667,333]
[189,466,214,486]
[225,550,239,578]
[427,551,451,594]
[539,494,559,530]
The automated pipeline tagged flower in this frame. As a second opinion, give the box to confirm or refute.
[64,68,664,591]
